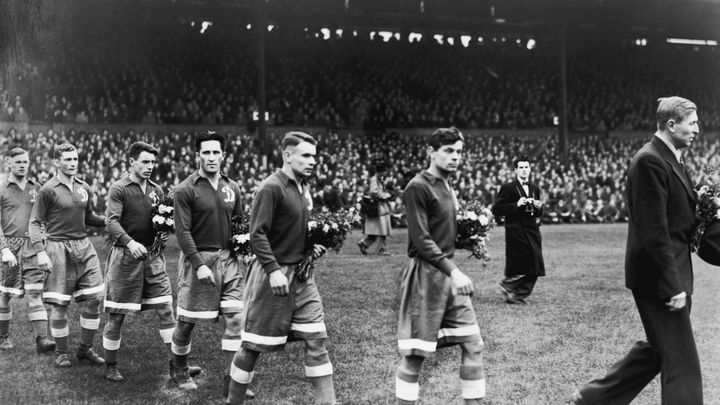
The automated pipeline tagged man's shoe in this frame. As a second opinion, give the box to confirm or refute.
[505,296,526,305]
[498,283,511,297]
[77,348,105,365]
[189,365,202,378]
[36,336,56,354]
[357,240,368,255]
[169,361,197,390]
[104,365,125,382]
[571,390,589,405]
[55,353,72,368]
[0,335,14,350]
[377,249,391,256]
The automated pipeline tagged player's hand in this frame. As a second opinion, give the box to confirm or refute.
[159,231,169,243]
[269,269,289,296]
[126,240,148,260]
[312,244,327,259]
[37,251,52,272]
[517,197,528,207]
[666,291,687,312]
[533,199,543,208]
[196,265,216,287]
[1,248,18,267]
[450,268,474,296]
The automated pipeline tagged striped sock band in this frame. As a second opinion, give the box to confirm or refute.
[396,367,420,403]
[0,307,10,336]
[103,323,122,364]
[171,330,191,368]
[80,313,100,346]
[50,318,69,353]
[459,364,486,399]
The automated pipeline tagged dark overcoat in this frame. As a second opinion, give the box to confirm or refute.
[492,179,546,277]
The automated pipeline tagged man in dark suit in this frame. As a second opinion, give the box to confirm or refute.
[573,96,702,404]
[492,154,545,305]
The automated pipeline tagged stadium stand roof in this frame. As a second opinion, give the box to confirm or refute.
[158,0,720,39]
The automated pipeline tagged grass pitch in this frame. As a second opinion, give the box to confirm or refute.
[0,224,718,404]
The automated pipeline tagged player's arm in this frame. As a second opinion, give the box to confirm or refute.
[105,184,147,259]
[29,188,52,271]
[404,184,473,295]
[249,185,288,296]
[0,196,17,267]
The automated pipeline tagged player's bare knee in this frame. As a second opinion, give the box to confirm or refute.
[49,304,67,320]
[304,338,329,359]
[106,313,125,331]
[224,312,243,334]
[175,320,194,337]
[26,293,43,306]
[461,340,484,359]
[155,304,174,323]
[84,298,102,313]
[399,355,424,375]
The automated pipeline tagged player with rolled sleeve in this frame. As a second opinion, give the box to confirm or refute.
[30,143,106,368]
[226,132,336,405]
[102,141,201,383]
[0,147,55,353]
[396,127,486,405]
[170,132,252,399]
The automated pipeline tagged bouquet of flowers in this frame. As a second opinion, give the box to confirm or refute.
[296,208,361,282]
[455,199,495,265]
[691,160,720,255]
[229,214,254,265]
[149,194,175,258]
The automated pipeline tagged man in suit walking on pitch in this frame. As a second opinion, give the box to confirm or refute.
[573,96,702,404]
[492,154,545,304]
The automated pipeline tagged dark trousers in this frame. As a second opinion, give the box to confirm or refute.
[500,274,538,299]
[579,292,702,405]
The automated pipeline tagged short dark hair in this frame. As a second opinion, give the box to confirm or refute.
[8,147,28,158]
[281,131,317,151]
[656,96,697,130]
[53,143,76,159]
[428,127,464,150]
[194,131,226,152]
[128,141,159,161]
[513,154,531,168]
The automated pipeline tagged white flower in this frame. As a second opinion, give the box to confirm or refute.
[323,224,330,233]
[331,222,339,230]
[716,209,720,219]
[239,234,250,244]
[478,215,489,226]
[152,215,165,225]
[165,218,174,227]
[308,221,318,230]
[466,211,478,221]
[158,204,171,214]
[713,197,720,207]
[698,185,710,196]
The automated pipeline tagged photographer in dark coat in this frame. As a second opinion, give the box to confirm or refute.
[492,154,545,304]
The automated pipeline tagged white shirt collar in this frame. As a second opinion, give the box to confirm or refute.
[654,132,682,163]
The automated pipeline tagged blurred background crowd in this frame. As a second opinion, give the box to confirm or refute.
[1,126,717,227]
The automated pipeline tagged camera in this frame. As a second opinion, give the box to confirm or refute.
[524,198,534,213]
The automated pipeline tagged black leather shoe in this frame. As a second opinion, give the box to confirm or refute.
[77,348,105,365]
[357,240,368,255]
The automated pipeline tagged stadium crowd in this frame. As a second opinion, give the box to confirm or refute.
[2,24,719,132]
[1,126,717,227]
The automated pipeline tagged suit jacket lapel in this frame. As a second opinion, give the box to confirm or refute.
[514,179,528,198]
[651,138,696,203]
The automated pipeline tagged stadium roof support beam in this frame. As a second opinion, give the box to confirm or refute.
[256,0,268,156]
[558,23,568,167]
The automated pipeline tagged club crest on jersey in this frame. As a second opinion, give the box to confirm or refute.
[29,189,38,203]
[221,186,235,203]
[77,188,89,202]
[149,191,159,205]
